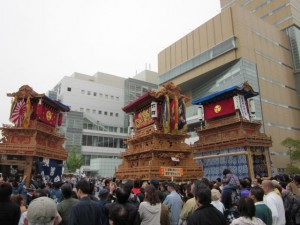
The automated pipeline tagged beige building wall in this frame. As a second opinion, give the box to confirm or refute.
[220,0,300,30]
[158,6,300,171]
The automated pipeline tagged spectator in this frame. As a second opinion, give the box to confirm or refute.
[286,175,300,196]
[11,194,27,213]
[108,203,128,225]
[230,197,265,225]
[12,176,27,196]
[51,182,62,203]
[157,191,170,225]
[240,179,250,198]
[24,196,61,225]
[282,175,300,225]
[179,180,202,225]
[98,188,110,225]
[159,181,169,202]
[68,179,102,225]
[249,186,272,225]
[106,182,117,203]
[132,180,141,195]
[0,182,21,225]
[214,178,223,191]
[163,182,183,225]
[105,184,140,225]
[57,183,79,225]
[188,182,226,225]
[138,184,161,225]
[222,169,240,188]
[211,188,225,214]
[262,180,286,225]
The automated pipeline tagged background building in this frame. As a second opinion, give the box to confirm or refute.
[52,71,158,176]
[158,2,300,173]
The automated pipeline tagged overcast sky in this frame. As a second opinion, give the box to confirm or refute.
[0,0,220,126]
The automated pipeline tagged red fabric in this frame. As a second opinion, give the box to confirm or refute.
[131,188,141,195]
[204,97,236,120]
[37,104,58,126]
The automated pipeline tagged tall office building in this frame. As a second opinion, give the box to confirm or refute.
[158,1,300,173]
[52,71,158,177]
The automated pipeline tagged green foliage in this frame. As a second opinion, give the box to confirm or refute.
[66,146,84,173]
[281,137,300,161]
[286,163,300,175]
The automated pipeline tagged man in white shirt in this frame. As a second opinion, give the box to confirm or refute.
[262,180,286,225]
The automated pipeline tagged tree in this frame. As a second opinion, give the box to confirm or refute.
[66,146,84,173]
[286,164,300,175]
[281,137,300,174]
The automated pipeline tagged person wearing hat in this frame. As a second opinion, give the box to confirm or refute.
[163,182,183,225]
[57,183,79,225]
[24,196,61,225]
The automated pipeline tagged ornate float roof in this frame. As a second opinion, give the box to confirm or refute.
[122,82,189,113]
[192,82,258,105]
[7,85,70,112]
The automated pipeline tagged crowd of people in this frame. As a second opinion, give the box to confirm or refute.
[0,169,299,225]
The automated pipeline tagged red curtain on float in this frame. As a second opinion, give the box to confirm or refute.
[204,97,236,120]
[37,104,58,126]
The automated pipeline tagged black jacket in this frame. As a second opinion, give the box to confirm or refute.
[187,204,227,225]
[68,196,102,225]
[0,200,21,225]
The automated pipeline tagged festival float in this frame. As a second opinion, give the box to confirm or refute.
[115,82,202,181]
[192,82,272,180]
[0,85,70,186]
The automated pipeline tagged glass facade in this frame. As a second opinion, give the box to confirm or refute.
[82,135,127,148]
[90,157,122,177]
[187,58,263,123]
[287,26,300,73]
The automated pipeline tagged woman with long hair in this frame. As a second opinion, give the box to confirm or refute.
[138,184,162,225]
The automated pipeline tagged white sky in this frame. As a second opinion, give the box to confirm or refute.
[0,0,220,126]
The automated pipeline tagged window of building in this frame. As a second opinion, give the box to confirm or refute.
[67,87,71,92]
[87,91,91,95]
[105,94,108,99]
[111,95,114,100]
[92,109,96,114]
[93,92,97,96]
[115,113,119,117]
[110,112,113,116]
[81,90,85,94]
[80,108,84,112]
[99,93,103,97]
[86,108,90,113]
[104,111,107,115]
[116,96,119,101]
[98,110,102,115]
